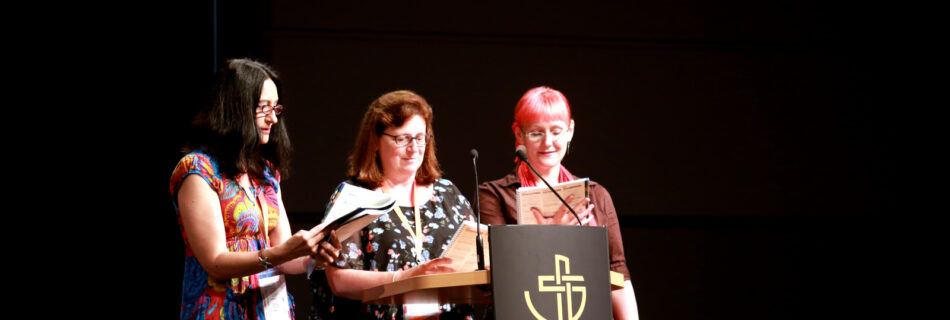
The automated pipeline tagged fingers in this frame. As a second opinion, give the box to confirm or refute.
[309,230,343,263]
[311,229,327,242]
[580,213,594,225]
[428,257,453,266]
[330,230,342,249]
[559,212,581,225]
[531,208,549,225]
[553,194,574,218]
[546,198,592,225]
[308,224,325,234]
[305,231,323,250]
[399,257,458,279]
[580,202,596,225]
[572,197,591,213]
[552,195,580,221]
[317,249,335,266]
[422,257,455,274]
[311,242,339,267]
[319,240,341,259]
[564,194,575,203]
[434,258,456,273]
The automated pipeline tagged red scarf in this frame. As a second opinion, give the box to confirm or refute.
[517,161,574,187]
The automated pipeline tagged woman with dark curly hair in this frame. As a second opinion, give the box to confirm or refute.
[171,58,341,319]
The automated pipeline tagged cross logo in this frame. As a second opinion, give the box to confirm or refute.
[524,254,587,320]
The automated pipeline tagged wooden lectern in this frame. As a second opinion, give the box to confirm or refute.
[362,270,493,305]
[361,225,622,319]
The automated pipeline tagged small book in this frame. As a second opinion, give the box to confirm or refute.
[439,220,491,272]
[516,178,590,224]
[312,182,395,242]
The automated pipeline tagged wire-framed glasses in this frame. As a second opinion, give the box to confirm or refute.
[521,128,571,142]
[256,104,284,117]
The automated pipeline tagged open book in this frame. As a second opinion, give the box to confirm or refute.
[312,182,394,242]
[516,178,590,224]
[439,220,491,272]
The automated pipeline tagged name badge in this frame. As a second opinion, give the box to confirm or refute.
[259,270,291,320]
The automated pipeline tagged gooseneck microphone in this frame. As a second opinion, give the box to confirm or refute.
[515,145,585,226]
[470,148,486,270]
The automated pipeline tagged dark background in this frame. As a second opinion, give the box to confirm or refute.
[117,0,899,319]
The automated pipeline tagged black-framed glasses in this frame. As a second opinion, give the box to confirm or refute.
[256,104,284,117]
[381,133,432,146]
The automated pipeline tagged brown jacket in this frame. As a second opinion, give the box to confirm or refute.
[477,169,631,280]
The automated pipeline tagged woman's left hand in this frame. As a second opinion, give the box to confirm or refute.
[312,230,342,269]
[394,257,456,281]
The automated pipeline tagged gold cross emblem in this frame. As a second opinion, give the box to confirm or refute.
[524,254,587,320]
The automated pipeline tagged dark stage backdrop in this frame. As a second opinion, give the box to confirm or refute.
[135,1,895,319]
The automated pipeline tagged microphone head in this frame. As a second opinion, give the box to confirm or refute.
[470,148,479,159]
[515,145,528,161]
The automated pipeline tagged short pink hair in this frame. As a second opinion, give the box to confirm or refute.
[511,86,573,138]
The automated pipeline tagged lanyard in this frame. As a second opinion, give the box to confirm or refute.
[384,181,424,262]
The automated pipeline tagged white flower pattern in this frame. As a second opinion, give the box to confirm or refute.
[310,178,476,319]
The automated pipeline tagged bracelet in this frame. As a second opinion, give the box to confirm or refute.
[392,270,399,283]
[258,250,273,269]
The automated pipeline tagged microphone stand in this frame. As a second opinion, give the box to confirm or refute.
[471,149,486,271]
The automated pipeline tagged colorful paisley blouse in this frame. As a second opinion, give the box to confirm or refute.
[170,150,293,319]
[309,179,477,320]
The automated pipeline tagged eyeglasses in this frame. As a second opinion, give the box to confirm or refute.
[381,133,432,146]
[521,128,571,142]
[256,104,284,117]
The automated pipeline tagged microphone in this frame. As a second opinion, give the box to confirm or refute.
[515,145,585,226]
[470,148,486,270]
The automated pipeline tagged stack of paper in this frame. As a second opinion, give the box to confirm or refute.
[439,220,491,272]
[312,182,395,241]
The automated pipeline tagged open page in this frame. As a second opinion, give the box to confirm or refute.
[439,220,490,272]
[311,182,395,241]
[516,178,589,224]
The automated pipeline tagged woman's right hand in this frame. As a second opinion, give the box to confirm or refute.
[394,257,455,282]
[531,194,595,226]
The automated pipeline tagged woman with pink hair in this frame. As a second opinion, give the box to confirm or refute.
[478,86,640,319]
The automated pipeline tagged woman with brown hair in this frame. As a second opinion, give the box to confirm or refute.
[310,90,477,319]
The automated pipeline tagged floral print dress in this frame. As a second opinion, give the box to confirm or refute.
[310,178,477,320]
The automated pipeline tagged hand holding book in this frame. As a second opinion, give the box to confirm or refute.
[516,178,591,225]
[530,194,596,226]
[308,229,342,270]
[313,182,396,242]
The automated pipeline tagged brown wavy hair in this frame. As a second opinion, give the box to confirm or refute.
[347,90,441,189]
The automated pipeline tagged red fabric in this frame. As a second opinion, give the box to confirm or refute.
[516,161,573,187]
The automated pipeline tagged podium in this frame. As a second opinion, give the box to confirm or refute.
[362,270,493,305]
[362,225,622,319]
